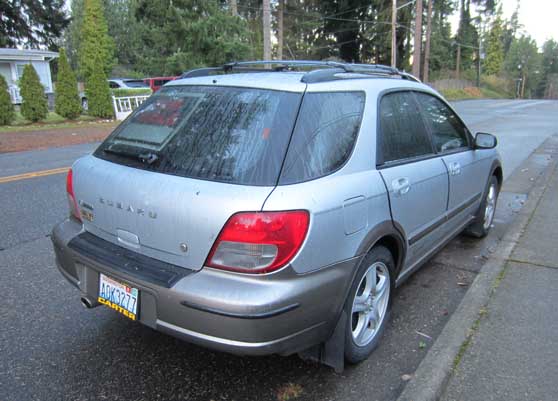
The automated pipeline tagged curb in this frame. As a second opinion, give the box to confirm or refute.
[397,139,558,401]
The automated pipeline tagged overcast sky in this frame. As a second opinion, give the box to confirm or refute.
[450,0,558,47]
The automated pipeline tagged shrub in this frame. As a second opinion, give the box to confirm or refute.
[0,74,15,125]
[55,48,82,119]
[85,63,114,118]
[19,64,48,122]
[111,88,152,97]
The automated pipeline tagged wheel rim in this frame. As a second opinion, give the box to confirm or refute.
[351,261,390,347]
[483,183,497,230]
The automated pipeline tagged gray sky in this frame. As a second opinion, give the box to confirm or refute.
[450,0,558,47]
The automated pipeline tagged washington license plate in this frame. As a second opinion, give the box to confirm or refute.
[98,274,139,321]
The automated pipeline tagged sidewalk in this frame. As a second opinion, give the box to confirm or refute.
[441,161,558,401]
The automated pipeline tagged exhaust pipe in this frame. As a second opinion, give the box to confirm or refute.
[80,295,99,309]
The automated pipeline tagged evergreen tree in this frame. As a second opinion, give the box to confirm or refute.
[0,0,69,48]
[0,75,15,126]
[484,10,505,75]
[504,35,542,98]
[429,0,456,74]
[55,48,82,119]
[79,0,115,79]
[19,64,48,122]
[536,39,558,98]
[455,0,479,74]
[135,0,252,75]
[85,55,114,118]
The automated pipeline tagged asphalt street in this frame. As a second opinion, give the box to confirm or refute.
[1,99,557,401]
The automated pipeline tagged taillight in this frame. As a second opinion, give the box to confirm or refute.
[66,168,82,222]
[206,211,310,274]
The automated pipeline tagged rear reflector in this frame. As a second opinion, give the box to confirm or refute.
[206,211,310,274]
[66,168,82,222]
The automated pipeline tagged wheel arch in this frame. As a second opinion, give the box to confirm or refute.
[490,159,503,190]
[355,220,407,277]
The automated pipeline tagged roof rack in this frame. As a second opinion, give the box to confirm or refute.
[180,60,421,83]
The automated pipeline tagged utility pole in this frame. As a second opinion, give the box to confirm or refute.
[277,0,284,60]
[263,0,271,61]
[391,0,397,67]
[412,0,423,78]
[423,0,433,82]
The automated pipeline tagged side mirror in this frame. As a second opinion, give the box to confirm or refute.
[475,132,497,149]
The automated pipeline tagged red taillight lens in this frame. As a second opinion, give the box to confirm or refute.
[206,211,310,274]
[66,168,81,222]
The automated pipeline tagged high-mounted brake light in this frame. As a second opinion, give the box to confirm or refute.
[206,211,310,274]
[66,168,82,222]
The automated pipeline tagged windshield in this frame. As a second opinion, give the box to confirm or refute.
[95,85,302,186]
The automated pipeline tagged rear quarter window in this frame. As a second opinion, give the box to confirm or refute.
[279,91,365,185]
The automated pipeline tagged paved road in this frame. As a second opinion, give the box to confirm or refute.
[1,99,557,401]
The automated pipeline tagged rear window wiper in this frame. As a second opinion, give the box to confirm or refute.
[103,146,161,165]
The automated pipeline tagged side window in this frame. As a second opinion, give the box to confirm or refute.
[109,81,120,88]
[379,92,433,164]
[279,91,365,184]
[415,92,469,153]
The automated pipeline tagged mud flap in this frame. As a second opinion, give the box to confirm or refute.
[298,310,347,373]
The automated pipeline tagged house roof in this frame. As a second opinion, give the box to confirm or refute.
[0,48,58,62]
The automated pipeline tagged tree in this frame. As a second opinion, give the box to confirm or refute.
[19,64,48,122]
[455,0,479,77]
[0,75,15,126]
[536,39,558,98]
[0,0,69,48]
[504,35,541,98]
[78,0,115,79]
[428,0,455,75]
[262,0,271,60]
[423,0,434,82]
[55,48,82,119]
[85,58,113,118]
[135,0,253,75]
[484,9,505,75]
[276,0,284,60]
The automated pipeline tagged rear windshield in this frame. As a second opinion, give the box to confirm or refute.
[95,85,302,186]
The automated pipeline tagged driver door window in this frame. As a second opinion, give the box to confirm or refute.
[415,92,469,153]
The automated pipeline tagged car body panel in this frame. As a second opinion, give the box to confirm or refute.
[72,155,274,270]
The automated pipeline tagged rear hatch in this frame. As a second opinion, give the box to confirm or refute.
[73,84,302,271]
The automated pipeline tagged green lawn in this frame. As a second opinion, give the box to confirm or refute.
[0,112,117,133]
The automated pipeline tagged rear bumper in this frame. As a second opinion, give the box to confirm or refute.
[51,219,360,356]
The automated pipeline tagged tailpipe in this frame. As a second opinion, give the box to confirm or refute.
[80,295,99,309]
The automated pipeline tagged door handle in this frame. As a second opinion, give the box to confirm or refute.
[392,177,411,196]
[449,162,461,176]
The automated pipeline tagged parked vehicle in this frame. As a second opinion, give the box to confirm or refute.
[80,78,151,111]
[52,60,502,371]
[143,76,178,92]
[108,78,150,89]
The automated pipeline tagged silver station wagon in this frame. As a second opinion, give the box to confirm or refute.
[52,60,502,371]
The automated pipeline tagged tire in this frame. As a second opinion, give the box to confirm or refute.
[344,245,395,364]
[464,175,499,238]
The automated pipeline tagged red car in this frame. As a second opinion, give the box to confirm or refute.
[143,76,178,92]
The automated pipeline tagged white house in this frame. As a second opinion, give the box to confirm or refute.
[0,48,58,104]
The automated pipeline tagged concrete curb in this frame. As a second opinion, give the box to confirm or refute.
[397,141,558,401]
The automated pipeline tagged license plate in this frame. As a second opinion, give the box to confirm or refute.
[98,274,139,321]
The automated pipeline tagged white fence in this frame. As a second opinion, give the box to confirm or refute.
[112,95,150,120]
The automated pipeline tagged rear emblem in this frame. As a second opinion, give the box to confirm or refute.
[99,197,157,219]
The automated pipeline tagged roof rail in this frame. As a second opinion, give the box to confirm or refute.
[180,60,421,83]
